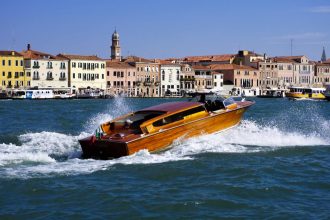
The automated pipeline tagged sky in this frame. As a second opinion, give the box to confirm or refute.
[1,0,330,61]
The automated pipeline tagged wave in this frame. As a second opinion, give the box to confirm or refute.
[0,118,329,179]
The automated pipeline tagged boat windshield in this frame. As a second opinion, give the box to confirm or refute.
[117,111,165,129]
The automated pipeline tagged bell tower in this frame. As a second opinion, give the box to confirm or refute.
[111,29,121,60]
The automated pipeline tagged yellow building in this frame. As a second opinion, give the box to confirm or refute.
[0,51,28,91]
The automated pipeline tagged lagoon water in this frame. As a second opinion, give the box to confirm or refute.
[0,97,330,219]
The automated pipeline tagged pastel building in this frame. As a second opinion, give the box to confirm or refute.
[125,56,160,97]
[21,45,69,89]
[106,60,137,96]
[57,54,106,93]
[180,64,195,94]
[314,62,330,86]
[0,51,25,90]
[278,56,314,86]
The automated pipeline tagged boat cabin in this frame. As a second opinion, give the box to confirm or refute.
[100,94,237,137]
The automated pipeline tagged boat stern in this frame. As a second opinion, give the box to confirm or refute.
[79,136,129,159]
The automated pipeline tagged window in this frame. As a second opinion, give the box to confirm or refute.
[102,74,104,79]
[8,60,11,66]
[21,60,23,66]
[176,70,179,80]
[2,72,4,76]
[153,106,206,127]
[72,62,76,68]
[107,71,110,76]
[73,73,75,79]
[2,60,4,66]
[15,60,18,66]
[162,70,165,81]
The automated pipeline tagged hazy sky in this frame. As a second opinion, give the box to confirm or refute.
[1,0,330,60]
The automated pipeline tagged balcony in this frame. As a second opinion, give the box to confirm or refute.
[143,80,154,86]
[33,76,40,80]
[136,80,142,86]
[15,75,19,78]
[180,78,195,82]
[33,65,40,69]
[7,75,12,78]
[46,76,54,80]
[59,77,67,81]
[47,66,53,69]
[60,66,66,69]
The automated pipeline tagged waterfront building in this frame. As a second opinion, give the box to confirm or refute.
[57,54,106,94]
[21,45,69,90]
[183,54,235,66]
[125,56,160,97]
[160,62,181,97]
[111,30,121,60]
[106,60,137,96]
[212,72,224,92]
[314,62,330,86]
[192,65,213,92]
[180,64,195,95]
[277,56,314,86]
[0,51,25,91]
[211,64,260,96]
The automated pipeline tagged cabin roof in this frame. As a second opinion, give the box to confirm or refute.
[139,101,202,114]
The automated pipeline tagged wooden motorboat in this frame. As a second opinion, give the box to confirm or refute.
[79,94,254,159]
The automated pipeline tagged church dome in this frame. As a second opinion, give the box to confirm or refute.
[112,30,119,40]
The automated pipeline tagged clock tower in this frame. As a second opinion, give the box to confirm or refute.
[111,29,121,60]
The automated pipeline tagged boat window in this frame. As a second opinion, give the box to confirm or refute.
[223,97,235,107]
[118,111,165,130]
[153,106,206,127]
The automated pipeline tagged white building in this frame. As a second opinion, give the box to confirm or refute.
[212,72,224,92]
[21,45,69,90]
[160,63,181,96]
[57,54,106,93]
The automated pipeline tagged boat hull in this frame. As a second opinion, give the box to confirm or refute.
[80,103,252,159]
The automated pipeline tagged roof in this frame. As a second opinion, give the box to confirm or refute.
[0,51,23,56]
[106,60,135,68]
[183,54,235,62]
[139,101,202,114]
[57,54,102,61]
[123,56,153,63]
[271,57,295,63]
[324,58,330,64]
[21,49,60,60]
[209,64,257,71]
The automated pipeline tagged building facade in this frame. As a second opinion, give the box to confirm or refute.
[0,51,25,91]
[21,46,69,90]
[314,62,330,86]
[106,61,137,96]
[125,57,160,97]
[160,63,181,96]
[180,63,195,94]
[57,54,106,93]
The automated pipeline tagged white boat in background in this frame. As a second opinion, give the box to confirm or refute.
[53,90,76,99]
[12,89,54,99]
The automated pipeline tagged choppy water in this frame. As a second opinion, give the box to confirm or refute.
[0,98,330,219]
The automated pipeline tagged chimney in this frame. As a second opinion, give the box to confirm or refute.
[27,44,31,51]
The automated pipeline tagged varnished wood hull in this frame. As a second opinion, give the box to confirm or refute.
[79,102,253,159]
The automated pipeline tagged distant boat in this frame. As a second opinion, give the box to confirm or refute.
[12,89,54,99]
[285,87,326,100]
[257,89,285,98]
[79,93,254,159]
